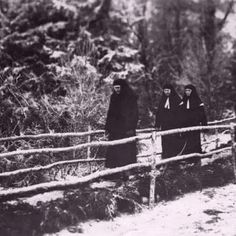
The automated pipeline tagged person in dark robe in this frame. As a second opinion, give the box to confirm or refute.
[155,84,182,159]
[105,79,138,168]
[180,84,207,158]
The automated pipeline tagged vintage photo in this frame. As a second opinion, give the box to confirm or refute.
[0,0,236,235]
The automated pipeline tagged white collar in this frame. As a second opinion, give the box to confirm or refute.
[164,97,170,109]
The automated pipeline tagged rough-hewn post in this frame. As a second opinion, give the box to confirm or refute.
[149,131,157,207]
[215,129,219,149]
[230,123,236,183]
[87,125,91,159]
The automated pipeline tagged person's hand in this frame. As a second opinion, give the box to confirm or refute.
[104,130,109,139]
[126,130,135,136]
[202,133,207,142]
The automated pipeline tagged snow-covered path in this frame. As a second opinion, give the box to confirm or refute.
[53,183,236,236]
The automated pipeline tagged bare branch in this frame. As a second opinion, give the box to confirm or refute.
[0,9,8,26]
[217,0,235,30]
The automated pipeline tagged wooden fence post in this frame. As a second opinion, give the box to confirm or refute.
[87,125,91,159]
[215,129,219,149]
[230,123,236,183]
[87,125,92,174]
[149,131,157,207]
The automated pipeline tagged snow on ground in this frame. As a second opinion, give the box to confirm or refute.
[50,184,236,236]
[137,134,162,161]
[202,132,231,153]
[22,191,64,206]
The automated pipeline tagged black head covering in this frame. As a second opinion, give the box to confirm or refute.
[159,84,181,109]
[112,79,135,97]
[113,78,125,85]
[184,84,197,94]
[182,84,203,109]
[163,84,174,90]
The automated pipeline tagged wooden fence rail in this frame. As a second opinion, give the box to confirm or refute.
[0,158,106,178]
[0,130,105,143]
[208,116,236,124]
[0,146,232,202]
[0,116,235,143]
[0,116,234,160]
[0,119,235,206]
[0,124,231,160]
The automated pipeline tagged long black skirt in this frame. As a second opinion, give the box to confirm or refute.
[182,130,202,154]
[105,132,137,168]
[180,130,202,164]
[161,134,184,159]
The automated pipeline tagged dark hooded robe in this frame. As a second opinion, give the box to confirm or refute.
[105,79,138,168]
[155,84,182,159]
[180,84,207,156]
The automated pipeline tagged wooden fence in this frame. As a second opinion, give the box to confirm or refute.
[0,117,235,206]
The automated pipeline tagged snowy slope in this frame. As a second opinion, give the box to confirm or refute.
[52,184,236,236]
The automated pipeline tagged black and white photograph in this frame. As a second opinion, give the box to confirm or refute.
[0,0,236,235]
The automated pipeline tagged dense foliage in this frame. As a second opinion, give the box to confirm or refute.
[0,0,236,139]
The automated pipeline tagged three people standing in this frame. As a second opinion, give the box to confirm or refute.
[104,79,208,168]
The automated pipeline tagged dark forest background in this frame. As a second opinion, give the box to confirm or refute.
[0,0,236,138]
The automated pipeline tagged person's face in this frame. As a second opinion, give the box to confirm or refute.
[185,88,192,97]
[163,88,171,96]
[113,85,121,94]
